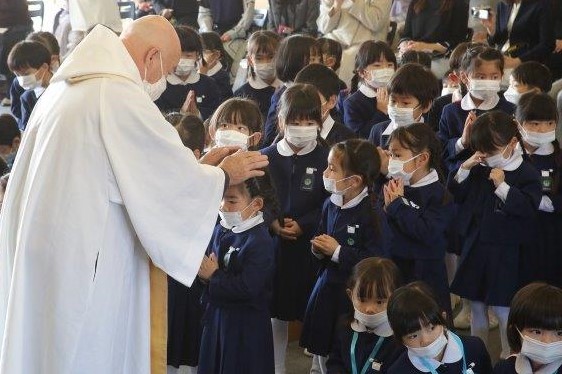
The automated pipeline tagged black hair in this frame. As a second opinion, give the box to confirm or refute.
[347,257,402,302]
[450,42,485,96]
[243,168,282,225]
[0,115,20,146]
[470,110,526,156]
[209,97,263,138]
[278,83,322,129]
[174,114,205,153]
[413,0,454,14]
[507,282,562,352]
[201,31,233,72]
[275,34,317,82]
[26,31,60,56]
[316,37,343,71]
[295,63,340,99]
[461,45,504,75]
[351,40,397,93]
[388,63,440,110]
[0,173,9,194]
[7,41,51,72]
[164,111,184,126]
[512,62,553,93]
[387,281,449,340]
[175,26,206,66]
[247,30,281,78]
[400,51,432,69]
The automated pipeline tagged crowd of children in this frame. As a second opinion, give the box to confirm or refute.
[2,11,562,374]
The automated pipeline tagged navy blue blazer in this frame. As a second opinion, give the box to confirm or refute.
[494,355,562,373]
[488,0,555,63]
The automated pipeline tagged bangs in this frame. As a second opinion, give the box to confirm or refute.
[517,93,558,123]
[355,41,396,71]
[396,299,444,336]
[279,84,322,125]
[248,35,278,57]
[469,111,516,154]
[511,283,562,331]
[211,98,263,133]
[353,271,394,301]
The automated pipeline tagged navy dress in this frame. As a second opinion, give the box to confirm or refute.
[155,75,221,120]
[234,81,276,121]
[448,163,542,306]
[324,118,357,146]
[343,90,389,139]
[385,178,454,315]
[437,96,515,174]
[388,334,492,374]
[207,67,233,102]
[519,149,562,289]
[19,89,39,131]
[262,142,329,320]
[493,355,562,374]
[327,318,404,374]
[368,120,392,149]
[300,195,387,356]
[9,79,25,123]
[198,220,275,374]
[262,85,286,148]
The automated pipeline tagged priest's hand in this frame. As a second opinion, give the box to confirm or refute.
[198,253,219,280]
[218,150,269,186]
[199,146,239,166]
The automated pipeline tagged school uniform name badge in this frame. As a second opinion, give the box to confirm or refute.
[371,360,382,371]
[301,167,316,192]
[347,225,359,246]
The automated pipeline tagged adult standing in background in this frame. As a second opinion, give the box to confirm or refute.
[317,0,392,86]
[154,0,200,28]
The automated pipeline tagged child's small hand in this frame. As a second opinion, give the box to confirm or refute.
[489,168,505,188]
[460,111,477,147]
[310,235,339,256]
[181,90,200,116]
[198,253,219,280]
[384,179,403,206]
[376,88,389,114]
[391,178,404,197]
[383,183,391,209]
[461,151,486,170]
[279,218,303,240]
[220,33,232,42]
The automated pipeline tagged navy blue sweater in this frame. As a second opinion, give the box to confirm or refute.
[343,90,389,139]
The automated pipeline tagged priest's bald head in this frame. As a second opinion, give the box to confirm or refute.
[120,15,181,84]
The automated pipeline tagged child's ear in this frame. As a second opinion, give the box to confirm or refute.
[325,56,336,69]
[250,132,262,146]
[277,115,286,132]
[417,152,430,166]
[346,288,353,299]
[448,72,460,85]
[12,137,20,150]
[459,71,469,86]
[327,95,337,111]
[253,196,264,211]
[208,125,217,140]
[421,100,432,114]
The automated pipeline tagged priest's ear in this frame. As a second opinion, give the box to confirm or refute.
[143,47,163,82]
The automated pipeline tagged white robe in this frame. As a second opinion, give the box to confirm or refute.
[0,25,224,374]
[69,0,122,32]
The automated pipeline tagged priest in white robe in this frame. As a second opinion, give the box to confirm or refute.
[0,16,268,374]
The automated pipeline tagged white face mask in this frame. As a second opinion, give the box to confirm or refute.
[520,332,562,365]
[408,330,448,359]
[215,130,250,150]
[143,51,167,101]
[441,86,457,97]
[17,71,41,90]
[387,154,422,186]
[468,79,501,101]
[254,62,276,82]
[219,201,255,228]
[519,127,556,148]
[51,61,60,74]
[284,125,318,148]
[175,58,196,77]
[366,68,394,88]
[388,105,419,128]
[503,85,520,105]
[323,175,355,195]
[484,144,512,168]
[354,309,388,329]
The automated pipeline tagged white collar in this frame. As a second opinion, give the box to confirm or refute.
[276,138,317,156]
[383,116,425,136]
[461,92,500,111]
[248,76,282,90]
[33,86,46,98]
[205,61,223,77]
[525,142,555,156]
[359,83,376,98]
[410,169,439,188]
[408,331,463,372]
[167,72,201,85]
[351,318,393,338]
[219,211,264,233]
[515,354,562,374]
[320,115,336,139]
[500,147,524,171]
[330,187,368,209]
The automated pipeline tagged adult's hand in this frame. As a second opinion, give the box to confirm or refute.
[480,11,496,36]
[218,150,269,185]
[199,146,239,166]
[555,40,562,54]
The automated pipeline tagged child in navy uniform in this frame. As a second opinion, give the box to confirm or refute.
[327,258,405,374]
[516,93,562,289]
[438,46,515,175]
[262,35,317,147]
[300,139,387,372]
[383,123,454,317]
[295,63,356,146]
[343,41,396,139]
[155,26,221,120]
[493,283,562,374]
[448,111,542,358]
[200,32,233,101]
[197,173,279,374]
[503,61,552,106]
[387,282,492,374]
[233,31,281,120]
[368,64,438,149]
[261,83,329,373]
